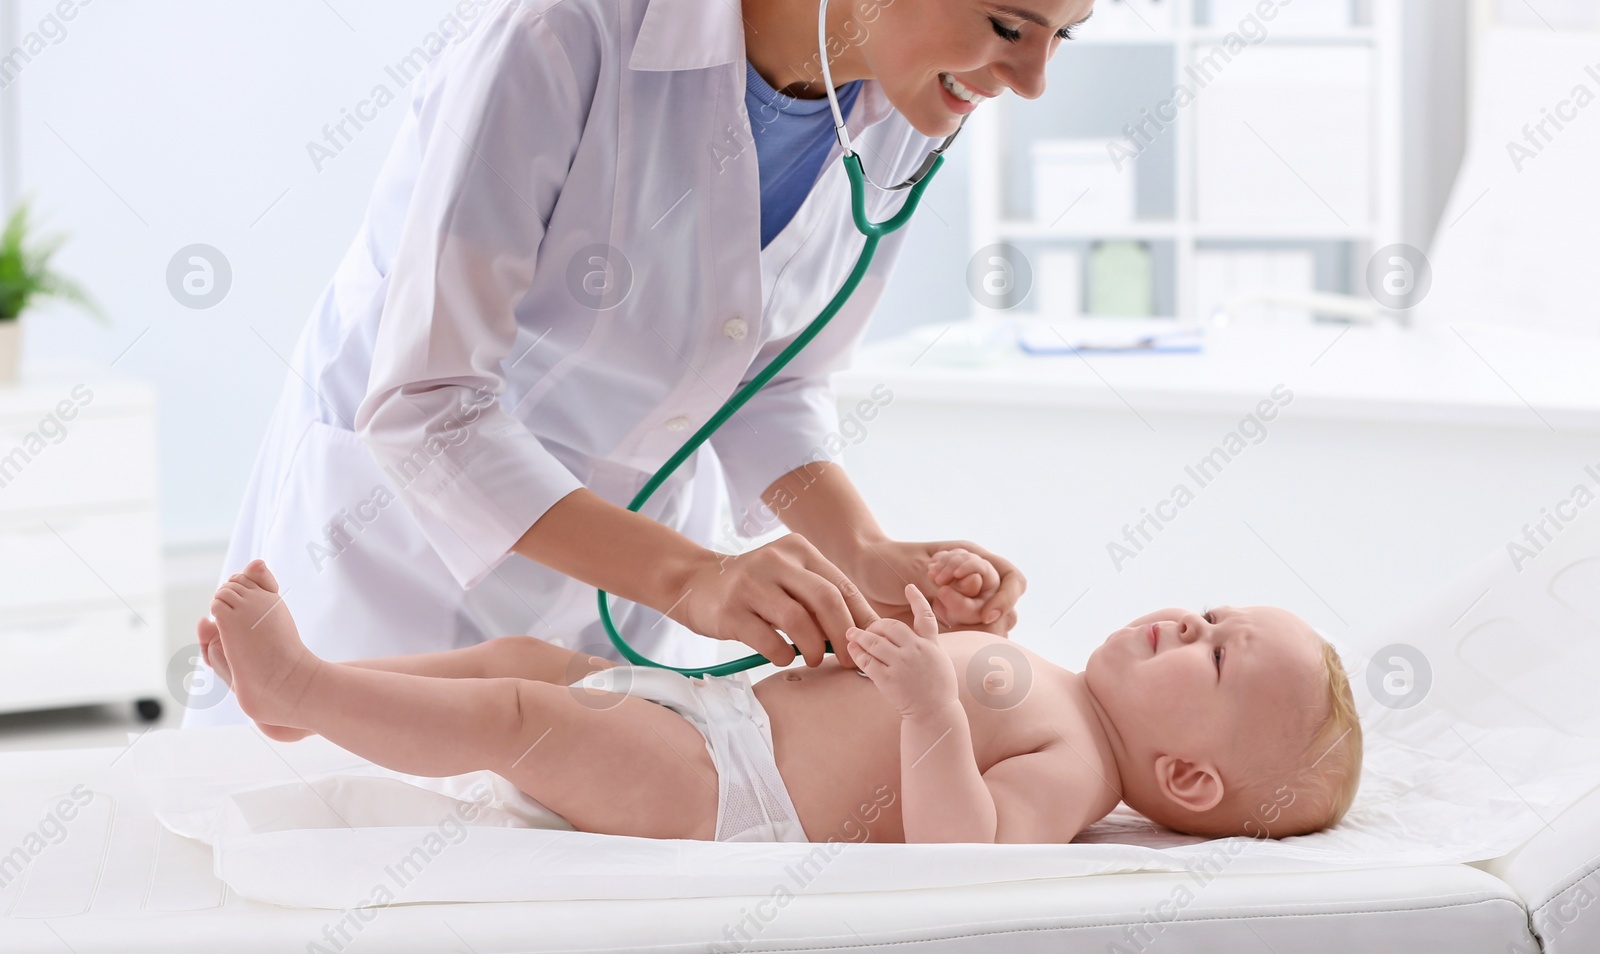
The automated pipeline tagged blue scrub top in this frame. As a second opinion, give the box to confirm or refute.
[745,60,863,249]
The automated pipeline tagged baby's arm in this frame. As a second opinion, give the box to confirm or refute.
[849,584,1096,843]
[982,746,1102,843]
[898,701,996,842]
[902,718,1098,843]
[847,583,998,842]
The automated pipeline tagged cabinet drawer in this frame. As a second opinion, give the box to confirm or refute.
[0,510,161,612]
[0,605,164,712]
[0,415,157,513]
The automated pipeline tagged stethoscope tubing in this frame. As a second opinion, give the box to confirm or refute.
[595,1,957,676]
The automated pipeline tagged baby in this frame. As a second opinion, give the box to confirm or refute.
[199,552,1362,845]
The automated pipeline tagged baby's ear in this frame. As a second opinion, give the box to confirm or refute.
[1152,755,1224,814]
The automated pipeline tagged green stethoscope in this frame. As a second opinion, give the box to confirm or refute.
[595,0,969,677]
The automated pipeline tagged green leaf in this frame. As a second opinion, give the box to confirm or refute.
[0,196,107,325]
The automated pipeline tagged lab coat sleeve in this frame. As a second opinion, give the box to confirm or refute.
[710,223,915,542]
[354,3,590,590]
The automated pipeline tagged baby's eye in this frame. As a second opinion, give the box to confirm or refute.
[1203,609,1217,624]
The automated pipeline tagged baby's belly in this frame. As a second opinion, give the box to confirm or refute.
[752,662,908,843]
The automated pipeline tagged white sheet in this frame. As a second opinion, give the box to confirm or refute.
[0,739,1542,954]
[133,512,1600,909]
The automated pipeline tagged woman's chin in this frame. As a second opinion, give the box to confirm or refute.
[888,89,967,139]
[906,107,965,139]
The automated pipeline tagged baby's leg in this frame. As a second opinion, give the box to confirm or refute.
[198,606,615,741]
[211,561,719,840]
[201,618,613,686]
[350,635,617,685]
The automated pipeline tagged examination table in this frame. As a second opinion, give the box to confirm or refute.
[4,508,1600,954]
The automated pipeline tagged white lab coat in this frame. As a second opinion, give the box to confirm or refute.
[184,0,934,727]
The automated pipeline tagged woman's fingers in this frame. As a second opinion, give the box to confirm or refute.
[687,534,880,669]
[769,585,830,668]
[825,562,881,630]
[793,552,877,668]
[985,560,1024,617]
[979,557,1026,625]
[790,571,854,652]
[727,609,796,667]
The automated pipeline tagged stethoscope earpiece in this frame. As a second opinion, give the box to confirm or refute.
[817,0,966,193]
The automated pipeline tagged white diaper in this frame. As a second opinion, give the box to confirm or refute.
[568,665,809,843]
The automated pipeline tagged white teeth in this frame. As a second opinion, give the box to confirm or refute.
[940,72,988,105]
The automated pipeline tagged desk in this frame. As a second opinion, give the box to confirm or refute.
[830,319,1600,664]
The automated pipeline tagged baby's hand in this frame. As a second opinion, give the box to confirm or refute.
[846,584,958,720]
[928,548,1000,622]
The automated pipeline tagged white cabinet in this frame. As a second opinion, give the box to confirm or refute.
[0,373,165,719]
[968,0,1403,321]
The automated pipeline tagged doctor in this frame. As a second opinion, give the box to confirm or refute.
[185,0,1092,727]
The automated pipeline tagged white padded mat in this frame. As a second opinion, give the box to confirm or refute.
[0,738,1540,954]
[122,511,1600,909]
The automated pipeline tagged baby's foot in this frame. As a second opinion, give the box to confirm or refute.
[209,560,322,732]
[195,616,312,743]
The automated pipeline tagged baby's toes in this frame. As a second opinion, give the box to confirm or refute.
[240,559,280,593]
[196,615,219,659]
[195,617,228,679]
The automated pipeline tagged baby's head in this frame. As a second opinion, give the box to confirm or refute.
[1084,605,1361,839]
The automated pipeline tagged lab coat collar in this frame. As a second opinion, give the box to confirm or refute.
[629,0,895,129]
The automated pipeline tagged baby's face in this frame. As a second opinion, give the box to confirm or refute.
[1083,605,1328,771]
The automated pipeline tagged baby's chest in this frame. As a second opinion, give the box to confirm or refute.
[956,668,1080,771]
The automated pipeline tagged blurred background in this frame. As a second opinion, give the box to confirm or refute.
[0,0,1595,746]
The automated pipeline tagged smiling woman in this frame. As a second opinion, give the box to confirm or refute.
[742,0,1096,134]
[187,0,1035,728]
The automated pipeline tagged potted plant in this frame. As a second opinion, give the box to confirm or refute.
[0,198,106,384]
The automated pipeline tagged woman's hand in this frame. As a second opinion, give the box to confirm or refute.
[928,547,1000,618]
[847,538,1024,636]
[672,534,878,669]
[846,584,959,720]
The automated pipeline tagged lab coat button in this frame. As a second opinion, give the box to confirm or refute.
[722,317,748,340]
[665,415,690,431]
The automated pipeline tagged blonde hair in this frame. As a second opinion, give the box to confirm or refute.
[1301,638,1364,828]
[1167,637,1364,839]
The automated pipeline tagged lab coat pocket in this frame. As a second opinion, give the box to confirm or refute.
[256,419,468,659]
